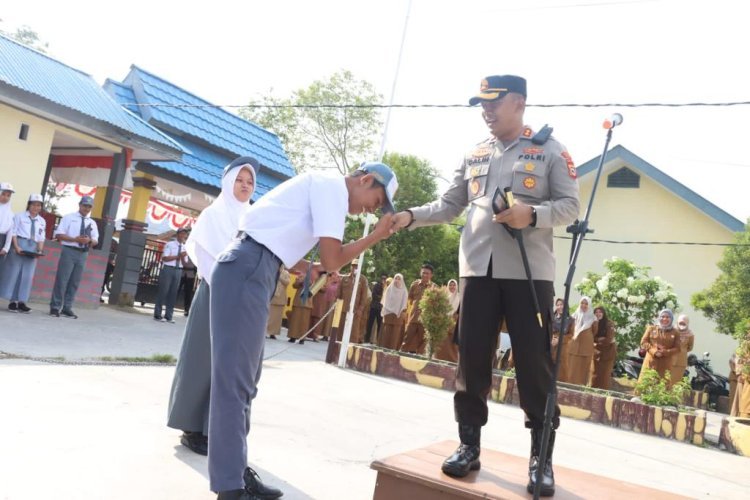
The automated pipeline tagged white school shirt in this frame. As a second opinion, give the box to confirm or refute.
[54,211,100,248]
[13,211,46,242]
[238,172,349,268]
[162,240,185,268]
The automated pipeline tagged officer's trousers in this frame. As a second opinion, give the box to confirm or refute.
[454,276,560,430]
[208,236,280,492]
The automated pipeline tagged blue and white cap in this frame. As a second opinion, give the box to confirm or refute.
[28,193,43,203]
[357,161,398,214]
[80,195,94,206]
[224,156,259,177]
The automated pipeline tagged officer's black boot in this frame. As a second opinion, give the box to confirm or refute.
[526,428,556,496]
[441,423,481,478]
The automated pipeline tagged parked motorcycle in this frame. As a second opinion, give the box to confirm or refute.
[688,352,730,410]
[613,355,644,380]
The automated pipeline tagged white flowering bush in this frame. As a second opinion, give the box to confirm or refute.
[575,257,680,357]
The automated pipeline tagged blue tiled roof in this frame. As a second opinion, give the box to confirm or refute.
[577,145,744,232]
[121,66,294,178]
[102,79,140,116]
[151,134,274,200]
[0,34,184,154]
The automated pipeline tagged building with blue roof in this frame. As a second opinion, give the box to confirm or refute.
[104,65,295,205]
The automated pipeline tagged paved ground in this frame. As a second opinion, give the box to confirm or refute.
[1,301,748,499]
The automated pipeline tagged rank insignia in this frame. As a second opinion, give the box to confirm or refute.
[470,179,481,195]
[470,166,480,177]
[524,147,544,155]
[523,177,536,190]
[525,162,535,172]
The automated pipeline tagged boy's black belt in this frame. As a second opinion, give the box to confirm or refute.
[236,231,282,265]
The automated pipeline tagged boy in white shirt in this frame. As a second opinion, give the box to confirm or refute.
[208,161,398,500]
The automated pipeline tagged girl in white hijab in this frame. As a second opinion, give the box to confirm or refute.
[0,183,15,268]
[566,296,596,386]
[167,156,258,455]
[379,273,409,350]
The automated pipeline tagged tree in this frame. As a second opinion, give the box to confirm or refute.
[0,20,48,53]
[692,221,750,339]
[343,152,461,285]
[575,257,680,357]
[419,287,454,360]
[241,70,383,174]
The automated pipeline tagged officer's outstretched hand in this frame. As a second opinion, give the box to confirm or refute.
[371,213,395,240]
[493,202,534,229]
[391,211,413,232]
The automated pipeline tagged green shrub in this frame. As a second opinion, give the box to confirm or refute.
[419,287,454,359]
[634,368,691,407]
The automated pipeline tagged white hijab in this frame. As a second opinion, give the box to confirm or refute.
[0,194,13,236]
[185,160,256,281]
[446,279,460,315]
[573,296,596,337]
[382,273,408,316]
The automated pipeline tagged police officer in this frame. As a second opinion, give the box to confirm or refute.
[392,75,580,496]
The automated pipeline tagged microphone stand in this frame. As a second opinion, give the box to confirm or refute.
[532,120,620,499]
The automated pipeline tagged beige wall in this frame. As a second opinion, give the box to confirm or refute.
[0,104,55,212]
[554,160,739,376]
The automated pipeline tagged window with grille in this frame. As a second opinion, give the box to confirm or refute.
[607,167,640,188]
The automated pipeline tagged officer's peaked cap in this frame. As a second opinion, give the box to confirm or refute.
[469,75,527,105]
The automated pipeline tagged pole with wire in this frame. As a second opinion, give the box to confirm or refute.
[337,0,413,368]
[532,113,623,499]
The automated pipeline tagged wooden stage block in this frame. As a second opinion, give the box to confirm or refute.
[371,441,687,500]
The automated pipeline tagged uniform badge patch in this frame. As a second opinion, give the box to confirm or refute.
[561,151,576,178]
[472,146,492,158]
[522,127,533,138]
[523,177,536,189]
[525,162,535,172]
[470,166,480,177]
[470,179,481,195]
[524,147,544,155]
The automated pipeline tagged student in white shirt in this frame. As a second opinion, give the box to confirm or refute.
[154,228,189,323]
[49,195,99,318]
[208,161,398,499]
[0,182,15,278]
[0,193,46,313]
[167,156,256,459]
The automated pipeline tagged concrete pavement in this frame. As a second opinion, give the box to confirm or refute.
[1,302,748,499]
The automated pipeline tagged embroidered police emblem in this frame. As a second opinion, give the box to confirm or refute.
[470,179,481,195]
[523,177,536,190]
[525,162,535,172]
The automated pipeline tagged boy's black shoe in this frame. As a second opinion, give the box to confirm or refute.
[50,309,60,317]
[61,309,78,319]
[17,302,31,313]
[8,302,18,312]
[244,466,283,499]
[180,431,207,456]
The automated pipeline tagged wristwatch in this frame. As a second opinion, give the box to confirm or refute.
[530,206,537,227]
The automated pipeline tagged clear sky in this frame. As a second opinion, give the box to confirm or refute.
[3,0,748,223]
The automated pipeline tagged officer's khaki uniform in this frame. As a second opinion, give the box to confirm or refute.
[591,320,617,390]
[335,272,368,343]
[266,268,291,336]
[669,329,695,384]
[638,325,682,384]
[400,280,434,354]
[409,126,580,429]
[287,282,312,340]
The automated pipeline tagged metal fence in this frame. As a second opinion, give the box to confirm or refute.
[139,239,164,286]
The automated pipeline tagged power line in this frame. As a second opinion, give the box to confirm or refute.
[127,100,750,110]
[554,236,749,247]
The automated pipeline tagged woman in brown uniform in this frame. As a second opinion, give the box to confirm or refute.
[266,267,291,339]
[591,306,617,390]
[379,273,408,350]
[669,314,695,384]
[287,276,313,344]
[550,298,573,383]
[567,296,596,386]
[638,309,681,384]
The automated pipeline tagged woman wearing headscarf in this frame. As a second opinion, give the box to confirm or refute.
[378,273,408,350]
[638,309,682,384]
[319,272,340,341]
[669,314,695,384]
[591,306,617,390]
[287,273,314,344]
[566,296,596,386]
[435,279,461,363]
[0,193,46,313]
[0,182,15,277]
[550,298,574,383]
[167,156,257,456]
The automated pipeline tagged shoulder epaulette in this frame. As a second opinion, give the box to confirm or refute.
[531,124,554,145]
